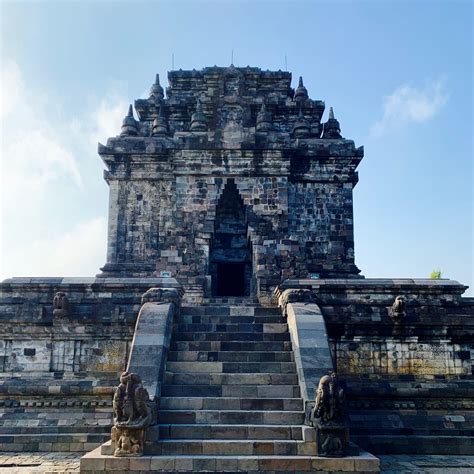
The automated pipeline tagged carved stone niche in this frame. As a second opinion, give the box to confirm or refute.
[306,372,350,457]
[112,426,145,457]
[141,287,181,306]
[112,371,153,457]
[53,292,69,318]
[388,295,406,324]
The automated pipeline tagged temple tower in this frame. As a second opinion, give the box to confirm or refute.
[98,67,364,302]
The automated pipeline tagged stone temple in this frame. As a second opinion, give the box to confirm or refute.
[0,66,473,473]
[98,67,362,303]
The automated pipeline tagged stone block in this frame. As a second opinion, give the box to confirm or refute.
[150,456,175,470]
[215,456,239,471]
[259,456,311,471]
[297,441,317,455]
[129,456,152,471]
[238,456,259,471]
[354,452,380,471]
[193,457,216,471]
[105,456,130,470]
[311,456,355,471]
[80,452,106,471]
[174,457,194,471]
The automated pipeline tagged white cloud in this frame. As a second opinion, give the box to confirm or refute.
[0,59,22,121]
[89,92,128,147]
[1,217,107,277]
[370,79,449,137]
[1,59,83,198]
[0,59,127,278]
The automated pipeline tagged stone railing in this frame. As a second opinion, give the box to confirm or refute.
[109,280,184,457]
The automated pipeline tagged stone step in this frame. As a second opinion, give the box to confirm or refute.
[155,424,306,440]
[178,315,286,324]
[167,350,294,362]
[159,397,304,411]
[0,425,110,434]
[201,297,260,306]
[181,306,279,317]
[162,384,301,398]
[81,446,380,472]
[172,323,288,333]
[170,340,292,352]
[101,438,316,457]
[171,332,290,342]
[0,432,106,452]
[164,372,298,386]
[158,410,305,425]
[146,439,317,456]
[166,361,297,374]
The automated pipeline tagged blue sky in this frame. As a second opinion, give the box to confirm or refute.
[1,0,472,295]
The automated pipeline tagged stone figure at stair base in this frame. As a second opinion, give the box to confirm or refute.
[112,372,152,457]
[307,372,349,457]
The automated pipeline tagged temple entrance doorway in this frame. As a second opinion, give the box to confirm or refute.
[210,179,252,297]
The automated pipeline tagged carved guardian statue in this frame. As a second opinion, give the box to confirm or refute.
[308,372,349,457]
[112,371,152,457]
[310,372,345,424]
[389,295,406,323]
[53,292,69,318]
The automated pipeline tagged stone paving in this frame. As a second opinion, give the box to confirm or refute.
[379,454,474,473]
[0,452,80,473]
[1,452,474,473]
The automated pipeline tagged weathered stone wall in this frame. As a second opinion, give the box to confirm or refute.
[288,181,356,276]
[276,279,474,454]
[0,277,181,452]
[99,67,363,301]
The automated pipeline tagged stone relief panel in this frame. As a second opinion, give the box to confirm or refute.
[0,339,129,373]
[336,340,471,376]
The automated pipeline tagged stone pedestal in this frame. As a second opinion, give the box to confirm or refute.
[315,422,350,457]
[111,426,146,457]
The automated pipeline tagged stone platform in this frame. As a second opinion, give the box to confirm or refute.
[80,446,379,472]
[3,451,474,473]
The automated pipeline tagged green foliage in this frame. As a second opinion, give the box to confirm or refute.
[430,269,442,279]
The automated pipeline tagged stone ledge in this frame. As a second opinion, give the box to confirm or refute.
[278,278,468,295]
[1,277,182,289]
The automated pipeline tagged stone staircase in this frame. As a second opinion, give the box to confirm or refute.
[150,301,313,458]
[88,300,378,472]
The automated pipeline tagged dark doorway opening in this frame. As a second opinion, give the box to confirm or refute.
[210,179,252,297]
[216,262,245,296]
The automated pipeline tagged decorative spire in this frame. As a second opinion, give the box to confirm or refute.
[149,74,164,102]
[292,107,311,137]
[190,97,208,132]
[322,106,342,139]
[151,105,168,136]
[120,104,139,137]
[294,76,308,102]
[256,103,273,132]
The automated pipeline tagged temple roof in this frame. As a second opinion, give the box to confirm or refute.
[101,66,363,158]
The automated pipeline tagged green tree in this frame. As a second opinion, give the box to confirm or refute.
[430,269,442,279]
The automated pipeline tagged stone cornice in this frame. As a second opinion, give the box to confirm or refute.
[277,278,469,298]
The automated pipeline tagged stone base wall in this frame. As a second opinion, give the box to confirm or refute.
[0,277,180,452]
[276,278,474,454]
